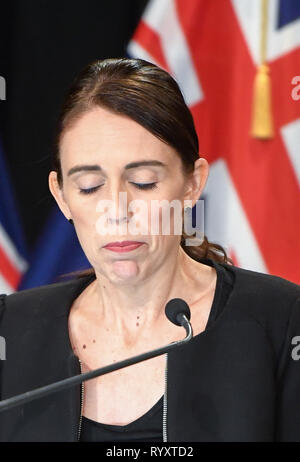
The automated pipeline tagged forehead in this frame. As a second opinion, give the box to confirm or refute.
[59,106,180,169]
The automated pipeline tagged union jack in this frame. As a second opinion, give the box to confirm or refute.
[128,0,300,283]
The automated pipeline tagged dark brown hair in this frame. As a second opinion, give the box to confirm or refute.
[52,57,233,279]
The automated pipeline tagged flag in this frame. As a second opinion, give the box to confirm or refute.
[128,0,300,283]
[0,139,28,293]
[18,206,91,290]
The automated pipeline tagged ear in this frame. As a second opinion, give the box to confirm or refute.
[48,171,72,220]
[183,157,209,206]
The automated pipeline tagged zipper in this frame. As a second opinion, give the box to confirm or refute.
[163,352,168,442]
[77,358,84,441]
[77,353,168,441]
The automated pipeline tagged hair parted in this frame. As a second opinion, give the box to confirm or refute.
[52,57,233,279]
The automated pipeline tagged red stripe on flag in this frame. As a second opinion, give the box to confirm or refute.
[271,47,300,128]
[0,246,21,288]
[228,248,239,268]
[132,19,169,70]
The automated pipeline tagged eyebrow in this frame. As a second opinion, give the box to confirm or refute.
[67,160,167,176]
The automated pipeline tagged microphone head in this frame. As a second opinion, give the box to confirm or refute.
[165,298,191,326]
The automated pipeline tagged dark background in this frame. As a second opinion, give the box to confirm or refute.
[0,0,149,251]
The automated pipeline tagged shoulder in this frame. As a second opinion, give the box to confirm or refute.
[0,274,94,321]
[220,261,300,305]
[216,261,300,350]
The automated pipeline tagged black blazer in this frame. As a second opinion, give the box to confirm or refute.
[0,258,300,442]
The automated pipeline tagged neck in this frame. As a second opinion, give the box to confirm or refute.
[83,248,211,346]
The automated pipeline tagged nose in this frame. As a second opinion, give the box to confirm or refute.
[107,215,129,225]
[102,179,133,225]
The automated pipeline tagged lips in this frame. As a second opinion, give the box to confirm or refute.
[103,241,144,253]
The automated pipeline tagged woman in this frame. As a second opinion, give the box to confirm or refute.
[0,58,300,442]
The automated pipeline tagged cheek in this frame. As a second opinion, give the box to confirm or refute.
[71,208,95,230]
[65,189,99,224]
[73,218,104,268]
[128,199,183,239]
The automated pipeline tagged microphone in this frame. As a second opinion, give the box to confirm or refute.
[165,298,191,327]
[0,299,193,413]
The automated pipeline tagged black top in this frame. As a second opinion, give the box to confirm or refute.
[1,258,300,441]
[80,396,164,442]
[79,259,234,442]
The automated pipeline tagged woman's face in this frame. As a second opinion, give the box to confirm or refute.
[49,106,207,284]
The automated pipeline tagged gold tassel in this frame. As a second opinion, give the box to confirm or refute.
[251,63,274,138]
[250,0,274,139]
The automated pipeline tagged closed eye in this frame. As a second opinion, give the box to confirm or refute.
[129,182,158,190]
[79,186,102,195]
[79,182,158,195]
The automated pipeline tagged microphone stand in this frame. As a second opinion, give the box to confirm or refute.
[0,314,192,413]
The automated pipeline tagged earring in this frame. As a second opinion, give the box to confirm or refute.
[68,218,74,225]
